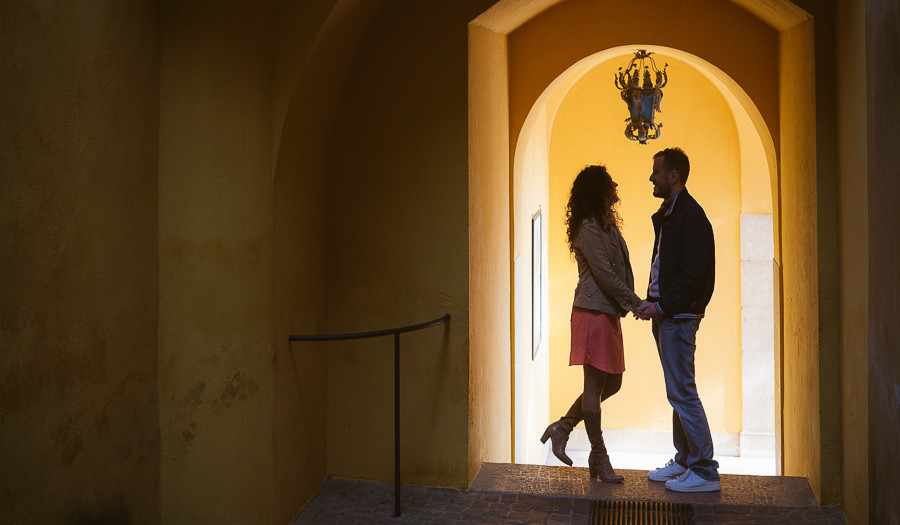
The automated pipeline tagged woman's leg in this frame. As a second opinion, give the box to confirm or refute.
[562,394,583,419]
[581,364,607,412]
[601,372,623,402]
[541,396,584,466]
[582,365,623,482]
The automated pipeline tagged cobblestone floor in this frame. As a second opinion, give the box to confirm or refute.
[292,478,847,524]
[693,504,846,524]
[292,479,591,524]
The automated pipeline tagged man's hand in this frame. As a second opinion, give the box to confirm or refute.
[633,300,659,320]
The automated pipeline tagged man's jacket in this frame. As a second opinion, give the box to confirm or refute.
[648,188,715,316]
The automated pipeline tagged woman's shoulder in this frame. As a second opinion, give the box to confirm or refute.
[581,217,611,234]
[577,218,614,247]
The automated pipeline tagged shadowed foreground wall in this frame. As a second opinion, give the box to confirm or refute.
[323,0,496,489]
[0,2,160,523]
[158,2,276,522]
[837,0,868,522]
[867,1,900,522]
[272,0,386,519]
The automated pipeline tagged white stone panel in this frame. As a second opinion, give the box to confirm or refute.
[741,261,775,306]
[740,213,776,459]
[740,214,774,261]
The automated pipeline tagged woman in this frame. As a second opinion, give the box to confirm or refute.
[540,165,643,482]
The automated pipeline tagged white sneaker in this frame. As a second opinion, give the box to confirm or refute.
[648,459,687,481]
[664,470,721,492]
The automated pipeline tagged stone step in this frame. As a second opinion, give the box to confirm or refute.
[470,462,818,509]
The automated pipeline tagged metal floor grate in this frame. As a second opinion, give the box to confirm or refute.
[590,500,695,525]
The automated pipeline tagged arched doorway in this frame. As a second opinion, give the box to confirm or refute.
[469,0,823,496]
[510,47,777,473]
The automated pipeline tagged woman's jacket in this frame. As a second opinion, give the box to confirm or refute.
[572,218,642,317]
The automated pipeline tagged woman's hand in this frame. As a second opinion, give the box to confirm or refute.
[632,300,658,320]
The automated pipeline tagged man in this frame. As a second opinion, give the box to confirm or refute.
[636,147,720,492]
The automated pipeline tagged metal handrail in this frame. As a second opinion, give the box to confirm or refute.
[288,313,450,342]
[288,313,451,518]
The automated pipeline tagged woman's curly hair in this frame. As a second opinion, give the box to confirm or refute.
[565,165,622,253]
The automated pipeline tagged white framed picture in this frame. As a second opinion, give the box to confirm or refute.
[532,208,542,359]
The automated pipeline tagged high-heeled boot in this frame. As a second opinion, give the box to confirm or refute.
[583,410,623,483]
[540,395,582,466]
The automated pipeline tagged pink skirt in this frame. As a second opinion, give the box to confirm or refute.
[569,307,625,374]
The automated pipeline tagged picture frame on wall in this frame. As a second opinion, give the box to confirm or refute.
[532,208,542,359]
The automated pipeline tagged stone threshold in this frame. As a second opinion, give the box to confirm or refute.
[470,462,818,509]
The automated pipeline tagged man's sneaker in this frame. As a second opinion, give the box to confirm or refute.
[648,459,687,481]
[664,470,721,492]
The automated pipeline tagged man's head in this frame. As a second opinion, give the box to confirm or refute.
[650,147,690,199]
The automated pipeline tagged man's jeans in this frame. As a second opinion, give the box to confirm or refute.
[652,317,720,481]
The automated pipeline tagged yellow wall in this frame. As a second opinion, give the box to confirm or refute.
[321,1,497,490]
[468,18,514,484]
[506,0,781,166]
[158,2,277,522]
[158,0,420,518]
[6,1,895,521]
[779,19,822,498]
[546,55,743,435]
[810,0,843,507]
[863,0,900,521]
[271,0,384,519]
[836,0,868,520]
[0,2,160,522]
[0,1,353,522]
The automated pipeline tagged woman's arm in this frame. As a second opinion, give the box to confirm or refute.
[578,221,642,312]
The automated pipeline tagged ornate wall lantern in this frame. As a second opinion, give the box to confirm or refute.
[615,50,668,144]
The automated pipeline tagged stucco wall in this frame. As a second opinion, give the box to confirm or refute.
[0,2,160,522]
[837,0,868,521]
[322,0,498,489]
[4,1,894,522]
[867,1,900,522]
[511,101,551,464]
[272,0,392,519]
[158,2,277,522]
[778,0,852,506]
[468,19,515,484]
[779,19,823,499]
[507,0,780,164]
[812,0,843,507]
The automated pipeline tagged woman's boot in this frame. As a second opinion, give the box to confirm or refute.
[583,410,623,483]
[540,395,582,466]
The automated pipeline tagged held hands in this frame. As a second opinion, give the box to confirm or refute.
[632,300,659,321]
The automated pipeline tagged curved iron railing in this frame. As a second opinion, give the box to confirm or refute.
[288,313,451,518]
